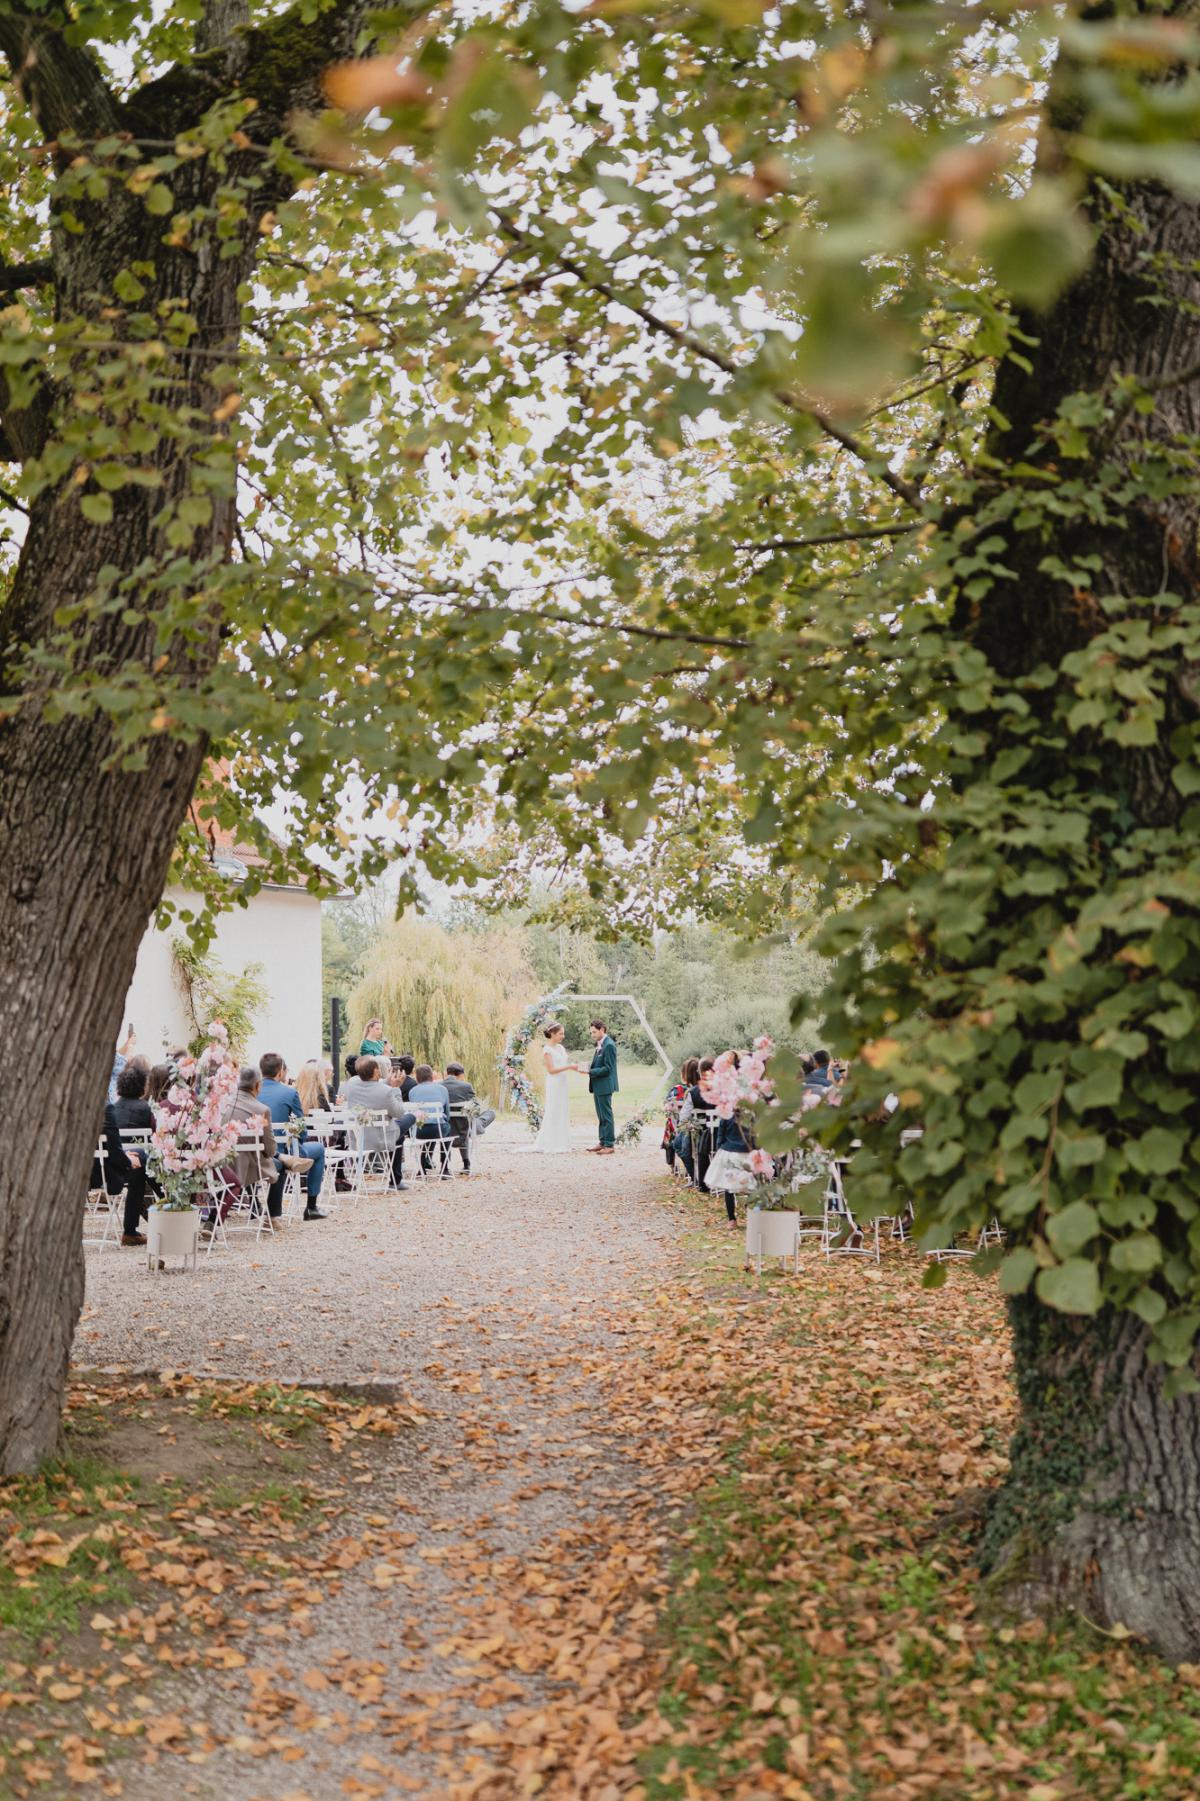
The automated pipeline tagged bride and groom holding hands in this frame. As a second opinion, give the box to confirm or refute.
[531,1018,619,1155]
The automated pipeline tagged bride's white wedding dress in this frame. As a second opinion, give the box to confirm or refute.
[532,1043,573,1154]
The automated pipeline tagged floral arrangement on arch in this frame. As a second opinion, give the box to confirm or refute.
[149,1021,240,1210]
[616,1105,656,1148]
[498,981,576,1132]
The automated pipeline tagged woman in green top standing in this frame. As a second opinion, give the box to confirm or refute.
[359,1017,390,1057]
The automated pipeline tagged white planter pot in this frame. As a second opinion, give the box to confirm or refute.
[147,1206,200,1269]
[746,1208,801,1265]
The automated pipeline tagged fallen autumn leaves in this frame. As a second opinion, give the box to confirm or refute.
[3,1172,1198,1799]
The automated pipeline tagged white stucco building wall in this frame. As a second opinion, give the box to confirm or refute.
[123,882,323,1068]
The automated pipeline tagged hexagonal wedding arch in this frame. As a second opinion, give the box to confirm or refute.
[498,981,673,1146]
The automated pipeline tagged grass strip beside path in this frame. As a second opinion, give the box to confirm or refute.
[637,1188,1200,1800]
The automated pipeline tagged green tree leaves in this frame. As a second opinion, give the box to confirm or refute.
[1036,1260,1102,1317]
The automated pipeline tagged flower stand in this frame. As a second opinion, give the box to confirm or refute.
[147,1206,200,1273]
[745,1207,801,1275]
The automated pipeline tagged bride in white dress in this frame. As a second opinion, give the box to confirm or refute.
[531,1023,578,1154]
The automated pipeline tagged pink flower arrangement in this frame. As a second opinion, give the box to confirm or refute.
[748,1148,774,1178]
[707,1037,776,1120]
[150,1020,240,1207]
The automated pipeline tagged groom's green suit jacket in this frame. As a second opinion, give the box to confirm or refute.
[588,1036,619,1096]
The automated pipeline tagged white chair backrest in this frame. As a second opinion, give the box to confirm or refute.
[233,1132,269,1166]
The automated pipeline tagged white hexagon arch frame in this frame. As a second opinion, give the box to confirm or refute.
[500,984,675,1145]
[572,994,673,1082]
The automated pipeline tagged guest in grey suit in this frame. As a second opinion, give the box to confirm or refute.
[341,1057,416,1189]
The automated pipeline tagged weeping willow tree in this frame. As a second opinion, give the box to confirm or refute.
[349,916,534,1105]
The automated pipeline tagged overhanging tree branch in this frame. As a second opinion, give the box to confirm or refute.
[0,259,53,295]
[0,9,120,140]
[122,0,384,140]
[496,217,924,513]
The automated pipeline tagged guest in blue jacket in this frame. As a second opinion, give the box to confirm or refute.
[258,1053,327,1220]
[408,1064,453,1179]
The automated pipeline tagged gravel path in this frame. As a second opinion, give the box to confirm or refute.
[76,1120,683,1800]
[79,1121,673,1391]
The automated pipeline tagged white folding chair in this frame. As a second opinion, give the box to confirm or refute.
[83,1137,121,1250]
[203,1138,271,1253]
[683,1115,718,1190]
[446,1105,475,1176]
[346,1109,392,1195]
[822,1160,880,1263]
[409,1102,451,1181]
[306,1110,350,1208]
[926,1216,1005,1264]
[270,1124,311,1222]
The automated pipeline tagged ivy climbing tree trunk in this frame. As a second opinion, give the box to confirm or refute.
[964,14,1200,1650]
[0,0,372,1472]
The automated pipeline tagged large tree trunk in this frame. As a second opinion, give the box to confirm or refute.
[0,126,249,1473]
[0,0,371,1471]
[965,10,1200,1647]
[985,1300,1200,1662]
[0,720,207,1469]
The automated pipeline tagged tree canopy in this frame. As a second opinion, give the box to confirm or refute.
[7,0,1200,1641]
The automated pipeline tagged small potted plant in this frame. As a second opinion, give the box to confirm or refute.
[147,1022,239,1269]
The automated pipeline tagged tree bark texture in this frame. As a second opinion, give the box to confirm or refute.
[985,1300,1200,1663]
[966,6,1200,1650]
[0,1,372,1471]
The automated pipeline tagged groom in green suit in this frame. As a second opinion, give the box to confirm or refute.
[586,1019,619,1155]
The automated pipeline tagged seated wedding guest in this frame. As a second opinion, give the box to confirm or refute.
[675,1058,716,1191]
[227,1065,284,1225]
[359,1018,390,1057]
[345,1053,359,1080]
[342,1056,417,1189]
[664,1059,698,1172]
[395,1054,417,1100]
[408,1064,451,1178]
[258,1053,327,1221]
[707,1096,756,1231]
[104,1063,157,1246]
[296,1058,333,1115]
[442,1064,496,1176]
[806,1049,833,1091]
[147,1061,174,1107]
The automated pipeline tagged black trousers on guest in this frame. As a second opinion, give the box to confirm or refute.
[390,1112,417,1186]
[122,1164,150,1237]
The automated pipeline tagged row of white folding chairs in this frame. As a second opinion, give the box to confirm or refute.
[305,1105,473,1200]
[819,1162,1003,1266]
[85,1128,270,1254]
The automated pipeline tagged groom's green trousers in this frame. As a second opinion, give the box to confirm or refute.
[594,1092,615,1148]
